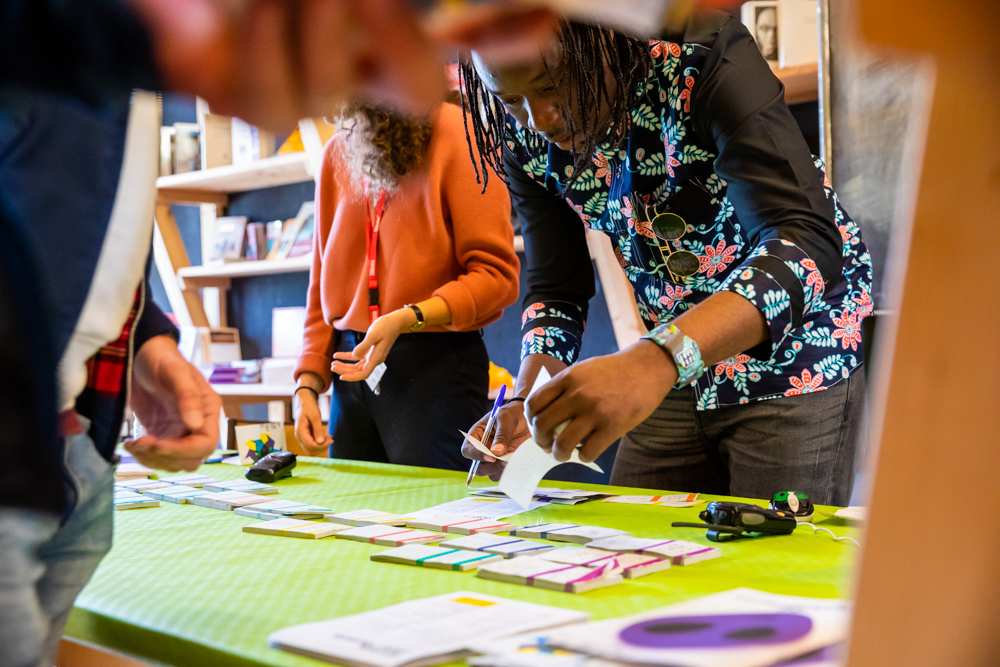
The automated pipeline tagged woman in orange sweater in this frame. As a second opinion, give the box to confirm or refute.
[293,102,519,470]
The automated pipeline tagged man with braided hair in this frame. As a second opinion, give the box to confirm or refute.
[459,10,872,505]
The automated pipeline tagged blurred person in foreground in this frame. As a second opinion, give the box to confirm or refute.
[293,101,519,470]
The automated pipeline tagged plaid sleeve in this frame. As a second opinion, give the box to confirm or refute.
[520,300,585,365]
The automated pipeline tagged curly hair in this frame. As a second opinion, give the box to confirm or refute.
[458,22,651,193]
[338,104,433,198]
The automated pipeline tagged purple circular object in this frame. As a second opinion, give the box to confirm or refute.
[618,614,813,649]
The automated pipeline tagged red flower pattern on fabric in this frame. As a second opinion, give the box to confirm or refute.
[592,152,611,186]
[658,283,692,310]
[832,311,862,351]
[852,290,874,318]
[784,369,826,396]
[699,240,737,277]
[522,303,545,325]
[715,354,751,380]
[664,142,682,178]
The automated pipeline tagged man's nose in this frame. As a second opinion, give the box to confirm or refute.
[525,98,563,137]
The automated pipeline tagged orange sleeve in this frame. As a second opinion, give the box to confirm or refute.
[294,142,339,391]
[433,110,521,331]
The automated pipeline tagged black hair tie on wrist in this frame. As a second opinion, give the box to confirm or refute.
[294,386,319,401]
[503,396,527,406]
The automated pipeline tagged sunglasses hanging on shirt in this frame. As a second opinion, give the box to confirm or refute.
[630,193,700,283]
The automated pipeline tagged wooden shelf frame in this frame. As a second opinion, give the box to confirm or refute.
[156,152,312,199]
[777,62,820,105]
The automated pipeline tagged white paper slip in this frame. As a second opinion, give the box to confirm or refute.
[408,497,547,523]
[441,534,557,559]
[587,536,721,566]
[407,515,515,535]
[603,493,703,508]
[268,591,590,667]
[325,509,415,526]
[202,479,278,494]
[234,507,284,520]
[142,485,211,504]
[191,491,271,510]
[510,524,627,544]
[498,369,603,508]
[365,362,388,392]
[831,506,866,522]
[113,478,171,492]
[371,545,503,571]
[243,518,345,539]
[251,500,332,518]
[162,473,218,488]
[537,547,670,579]
[469,488,613,505]
[477,556,623,594]
[336,524,444,546]
[115,462,154,478]
[546,588,851,667]
[113,491,160,510]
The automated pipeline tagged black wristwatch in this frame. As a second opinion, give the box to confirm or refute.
[404,303,426,332]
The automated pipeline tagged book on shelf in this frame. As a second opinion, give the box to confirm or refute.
[245,222,269,261]
[232,117,275,166]
[209,216,248,263]
[286,205,315,258]
[271,201,314,260]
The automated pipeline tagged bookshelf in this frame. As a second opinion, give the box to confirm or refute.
[156,153,312,202]
[178,256,312,290]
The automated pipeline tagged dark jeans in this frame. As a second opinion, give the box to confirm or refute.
[610,372,866,505]
[328,330,490,471]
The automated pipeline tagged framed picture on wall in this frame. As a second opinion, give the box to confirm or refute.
[741,1,780,67]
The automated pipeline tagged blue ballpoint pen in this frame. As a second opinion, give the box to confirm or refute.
[466,384,506,485]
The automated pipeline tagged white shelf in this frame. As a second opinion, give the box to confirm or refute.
[156,153,312,197]
[211,384,297,397]
[178,256,311,289]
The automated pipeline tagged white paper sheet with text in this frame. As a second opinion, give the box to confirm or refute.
[410,497,548,522]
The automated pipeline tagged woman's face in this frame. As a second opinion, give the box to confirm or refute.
[471,39,614,152]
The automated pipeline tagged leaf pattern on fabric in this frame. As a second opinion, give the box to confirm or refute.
[508,40,872,410]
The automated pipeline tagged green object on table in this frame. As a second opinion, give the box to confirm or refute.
[66,458,859,667]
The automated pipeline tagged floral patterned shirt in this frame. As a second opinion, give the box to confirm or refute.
[505,20,873,409]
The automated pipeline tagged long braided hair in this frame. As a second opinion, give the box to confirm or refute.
[458,22,652,193]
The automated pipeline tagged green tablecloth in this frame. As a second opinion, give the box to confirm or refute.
[67,458,859,666]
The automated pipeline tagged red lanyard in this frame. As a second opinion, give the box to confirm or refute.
[364,183,388,324]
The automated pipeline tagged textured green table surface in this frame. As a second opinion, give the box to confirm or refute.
[67,458,860,667]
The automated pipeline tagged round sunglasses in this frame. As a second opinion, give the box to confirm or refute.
[630,194,700,282]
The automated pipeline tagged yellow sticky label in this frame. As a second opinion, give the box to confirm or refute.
[451,597,496,607]
[469,498,502,503]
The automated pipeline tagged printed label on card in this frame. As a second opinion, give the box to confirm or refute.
[366,362,387,392]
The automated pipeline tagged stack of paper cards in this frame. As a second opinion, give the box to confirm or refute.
[587,536,721,566]
[470,487,613,505]
[113,491,160,510]
[336,525,443,546]
[510,524,627,544]
[202,479,278,495]
[477,556,623,594]
[268,591,589,667]
[162,473,218,488]
[234,507,284,520]
[113,478,171,492]
[246,499,332,519]
[441,534,557,559]
[325,509,414,527]
[536,547,670,579]
[191,490,272,511]
[407,515,515,535]
[371,545,503,571]
[544,588,851,667]
[114,462,154,480]
[603,493,703,508]
[142,484,212,504]
[243,518,347,539]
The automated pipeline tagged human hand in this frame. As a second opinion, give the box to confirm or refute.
[461,402,531,481]
[331,309,409,382]
[125,335,221,471]
[525,341,677,464]
[293,384,331,454]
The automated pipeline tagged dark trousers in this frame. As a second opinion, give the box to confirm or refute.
[328,330,490,471]
[610,372,866,505]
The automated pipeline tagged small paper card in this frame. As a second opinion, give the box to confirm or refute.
[441,534,557,559]
[244,518,346,539]
[163,473,218,488]
[477,556,622,594]
[603,493,703,508]
[113,491,160,510]
[203,479,278,495]
[407,515,515,535]
[536,547,670,579]
[192,490,272,510]
[115,462,154,479]
[336,525,444,546]
[371,545,503,571]
[365,362,388,392]
[234,507,285,520]
[114,478,171,492]
[251,500,332,517]
[235,422,287,465]
[510,524,627,544]
[587,536,721,566]
[325,509,415,526]
[142,485,211,504]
